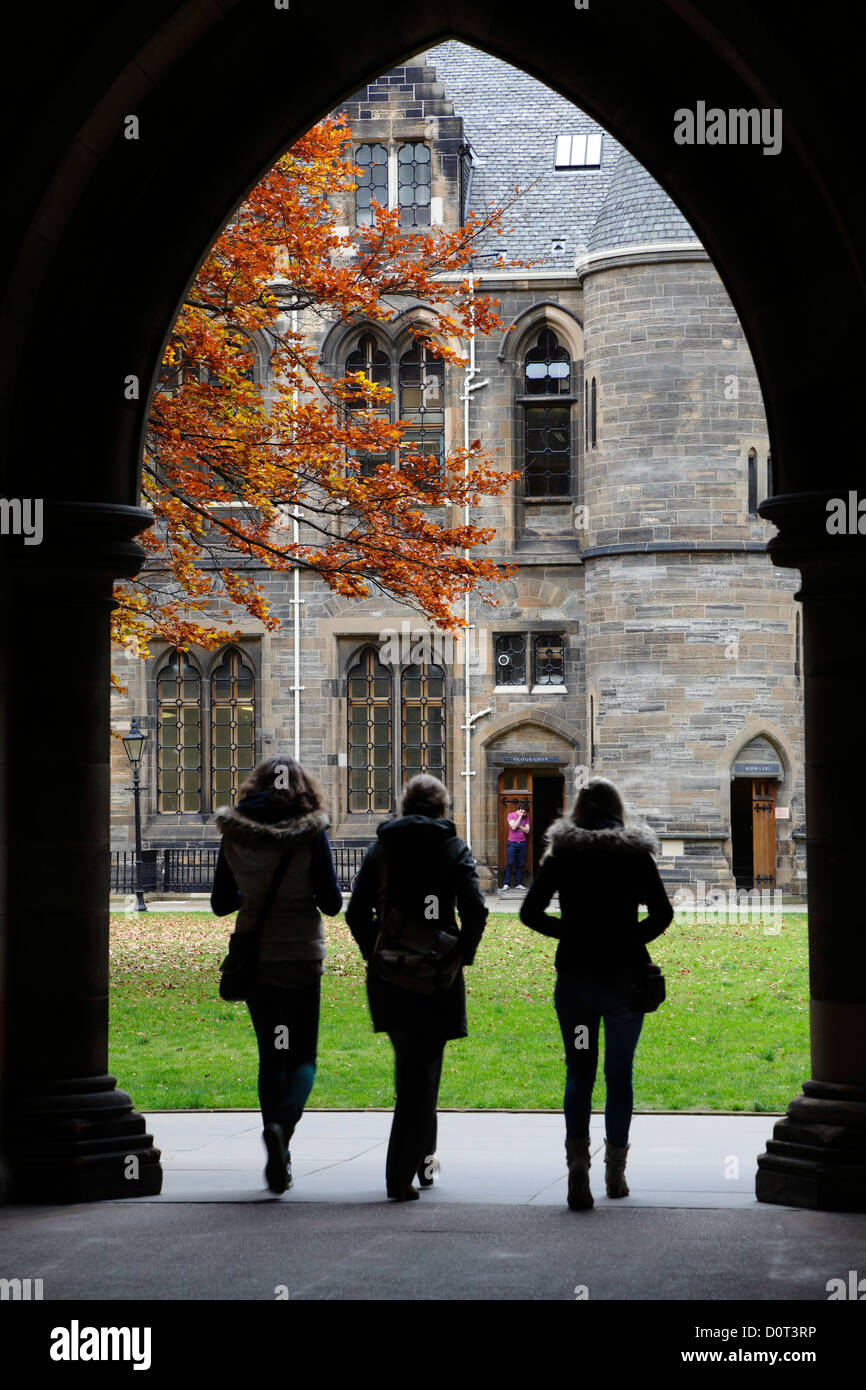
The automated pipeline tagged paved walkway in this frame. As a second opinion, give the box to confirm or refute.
[139,1109,775,1208]
[112,894,808,915]
[3,1111,865,1302]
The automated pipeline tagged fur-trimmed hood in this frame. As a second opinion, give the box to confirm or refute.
[214,805,329,847]
[542,817,659,860]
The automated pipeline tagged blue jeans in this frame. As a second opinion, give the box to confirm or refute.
[505,839,527,886]
[554,971,644,1147]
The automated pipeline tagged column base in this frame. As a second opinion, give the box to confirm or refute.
[756,1079,866,1212]
[2,1074,162,1204]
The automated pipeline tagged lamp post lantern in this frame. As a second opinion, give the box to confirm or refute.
[122,717,149,912]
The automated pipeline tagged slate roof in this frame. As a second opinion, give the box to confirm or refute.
[424,41,700,268]
[586,147,699,254]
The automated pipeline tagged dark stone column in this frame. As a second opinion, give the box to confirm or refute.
[756,492,866,1211]
[0,501,163,1202]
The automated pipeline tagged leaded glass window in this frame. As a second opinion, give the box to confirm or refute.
[533,633,565,685]
[354,144,388,227]
[348,648,393,812]
[747,448,758,516]
[346,333,392,478]
[401,664,446,783]
[157,652,202,813]
[524,329,571,396]
[210,648,255,809]
[399,342,444,471]
[397,142,432,228]
[523,329,572,497]
[495,635,527,686]
[525,404,570,497]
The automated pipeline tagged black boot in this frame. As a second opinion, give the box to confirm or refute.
[263,1124,289,1194]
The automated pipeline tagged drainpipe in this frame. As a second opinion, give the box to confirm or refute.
[288,307,304,759]
[459,272,490,849]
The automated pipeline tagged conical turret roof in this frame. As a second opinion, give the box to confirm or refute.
[586,148,699,254]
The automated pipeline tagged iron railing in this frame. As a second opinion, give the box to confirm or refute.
[111,843,368,895]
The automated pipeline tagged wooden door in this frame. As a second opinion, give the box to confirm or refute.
[499,769,532,884]
[751,778,776,889]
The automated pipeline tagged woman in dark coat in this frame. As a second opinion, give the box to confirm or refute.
[520,776,673,1210]
[346,774,488,1201]
[211,755,343,1194]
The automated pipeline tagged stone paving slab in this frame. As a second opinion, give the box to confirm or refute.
[137,1110,779,1208]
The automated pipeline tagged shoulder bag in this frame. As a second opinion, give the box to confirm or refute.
[624,959,666,1013]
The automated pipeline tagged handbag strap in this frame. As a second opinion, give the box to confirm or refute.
[249,839,296,944]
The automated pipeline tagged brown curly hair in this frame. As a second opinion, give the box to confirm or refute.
[238,755,324,815]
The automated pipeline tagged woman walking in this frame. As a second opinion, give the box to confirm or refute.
[346,775,488,1201]
[519,777,673,1210]
[211,755,343,1193]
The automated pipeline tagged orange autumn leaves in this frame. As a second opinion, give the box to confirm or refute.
[113,114,525,665]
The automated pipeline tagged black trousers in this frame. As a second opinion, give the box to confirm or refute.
[385,1029,446,1192]
[246,981,321,1150]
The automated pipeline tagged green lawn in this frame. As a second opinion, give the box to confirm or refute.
[109,909,809,1113]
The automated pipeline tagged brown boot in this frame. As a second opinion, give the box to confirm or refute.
[604,1140,630,1197]
[564,1137,593,1210]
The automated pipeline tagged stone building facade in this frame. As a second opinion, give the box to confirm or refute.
[109,42,806,900]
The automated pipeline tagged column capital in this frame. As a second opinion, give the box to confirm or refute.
[4,500,152,583]
[760,490,866,596]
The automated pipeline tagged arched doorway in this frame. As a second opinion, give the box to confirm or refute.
[498,766,565,888]
[1,3,864,1211]
[729,736,784,892]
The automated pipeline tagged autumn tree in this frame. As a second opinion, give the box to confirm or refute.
[113,114,527,665]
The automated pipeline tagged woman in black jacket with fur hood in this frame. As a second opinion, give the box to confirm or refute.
[520,776,673,1211]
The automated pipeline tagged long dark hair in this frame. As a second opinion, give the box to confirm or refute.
[238,755,323,816]
[571,776,626,828]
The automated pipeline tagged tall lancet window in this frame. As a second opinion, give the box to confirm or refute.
[523,328,572,496]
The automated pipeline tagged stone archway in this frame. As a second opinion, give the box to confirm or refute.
[1,3,864,1208]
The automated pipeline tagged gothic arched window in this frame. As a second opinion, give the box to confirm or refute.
[157,651,202,814]
[156,645,256,815]
[348,647,393,812]
[399,341,445,470]
[210,648,256,808]
[401,663,446,784]
[346,333,392,477]
[346,649,448,812]
[523,328,572,497]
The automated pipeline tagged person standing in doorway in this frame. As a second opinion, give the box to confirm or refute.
[504,799,531,891]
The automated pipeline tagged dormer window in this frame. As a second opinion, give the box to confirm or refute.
[554,132,603,169]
